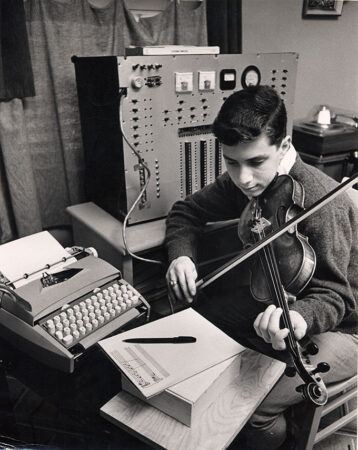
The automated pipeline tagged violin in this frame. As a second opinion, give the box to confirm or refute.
[196,172,358,406]
[243,175,329,406]
[242,175,316,303]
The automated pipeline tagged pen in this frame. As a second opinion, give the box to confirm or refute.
[123,336,196,344]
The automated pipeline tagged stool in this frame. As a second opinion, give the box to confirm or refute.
[296,376,357,450]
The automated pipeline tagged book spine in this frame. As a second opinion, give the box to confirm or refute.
[122,376,193,427]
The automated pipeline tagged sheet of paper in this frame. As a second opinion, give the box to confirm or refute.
[0,231,75,288]
[99,308,245,398]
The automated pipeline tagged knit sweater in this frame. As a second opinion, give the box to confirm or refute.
[165,156,358,336]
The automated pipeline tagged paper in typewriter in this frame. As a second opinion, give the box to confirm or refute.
[98,308,245,398]
[0,231,75,288]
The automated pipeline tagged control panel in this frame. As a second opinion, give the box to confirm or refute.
[73,53,299,224]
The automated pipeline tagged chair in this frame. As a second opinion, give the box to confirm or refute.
[296,376,357,450]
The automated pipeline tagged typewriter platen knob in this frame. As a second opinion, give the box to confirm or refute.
[85,247,98,258]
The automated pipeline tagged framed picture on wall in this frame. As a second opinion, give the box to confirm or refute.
[303,0,344,16]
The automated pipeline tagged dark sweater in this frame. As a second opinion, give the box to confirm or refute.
[165,156,358,336]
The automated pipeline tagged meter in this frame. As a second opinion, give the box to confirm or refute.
[241,65,261,89]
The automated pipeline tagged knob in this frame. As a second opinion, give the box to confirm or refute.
[302,342,319,356]
[313,362,330,375]
[284,366,297,377]
[131,77,144,89]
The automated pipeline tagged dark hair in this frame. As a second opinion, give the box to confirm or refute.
[212,85,287,147]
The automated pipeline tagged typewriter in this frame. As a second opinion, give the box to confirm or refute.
[0,232,150,373]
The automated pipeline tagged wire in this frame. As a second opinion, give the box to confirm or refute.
[118,89,163,266]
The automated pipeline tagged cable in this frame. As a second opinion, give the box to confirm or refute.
[118,89,163,266]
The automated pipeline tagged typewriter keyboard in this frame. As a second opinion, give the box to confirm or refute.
[41,279,144,348]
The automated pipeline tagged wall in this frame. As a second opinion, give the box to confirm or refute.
[242,0,358,120]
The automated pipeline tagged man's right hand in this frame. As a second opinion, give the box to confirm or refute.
[166,256,198,303]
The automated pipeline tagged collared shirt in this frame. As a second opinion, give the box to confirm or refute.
[278,143,297,176]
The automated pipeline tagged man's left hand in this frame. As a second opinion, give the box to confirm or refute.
[253,305,307,351]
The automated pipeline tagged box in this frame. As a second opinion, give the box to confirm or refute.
[121,353,241,427]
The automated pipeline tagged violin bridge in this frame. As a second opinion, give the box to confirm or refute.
[251,216,272,235]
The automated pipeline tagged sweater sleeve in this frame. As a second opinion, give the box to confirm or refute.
[165,173,247,264]
[290,200,357,335]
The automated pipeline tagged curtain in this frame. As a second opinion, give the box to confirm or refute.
[0,0,207,243]
[0,0,36,243]
[206,0,242,54]
[0,0,35,100]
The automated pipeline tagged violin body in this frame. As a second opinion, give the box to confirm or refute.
[247,175,316,303]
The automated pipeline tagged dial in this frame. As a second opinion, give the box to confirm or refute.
[241,66,261,89]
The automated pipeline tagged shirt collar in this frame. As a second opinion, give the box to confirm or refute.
[278,143,297,175]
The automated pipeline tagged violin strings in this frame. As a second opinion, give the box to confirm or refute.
[257,227,299,358]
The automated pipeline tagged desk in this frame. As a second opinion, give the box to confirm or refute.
[100,349,284,450]
[67,202,167,284]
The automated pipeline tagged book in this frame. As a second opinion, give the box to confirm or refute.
[98,308,245,398]
[125,45,220,56]
[121,353,241,427]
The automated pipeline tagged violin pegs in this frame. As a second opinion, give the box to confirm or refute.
[302,342,319,356]
[295,384,304,394]
[313,362,330,375]
[284,366,297,377]
[299,337,319,356]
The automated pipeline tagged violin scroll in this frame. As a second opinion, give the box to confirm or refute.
[297,373,329,407]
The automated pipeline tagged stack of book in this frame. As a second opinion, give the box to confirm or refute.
[99,308,245,426]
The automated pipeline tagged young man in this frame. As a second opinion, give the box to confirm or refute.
[164,85,358,449]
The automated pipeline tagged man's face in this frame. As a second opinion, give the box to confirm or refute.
[223,134,289,198]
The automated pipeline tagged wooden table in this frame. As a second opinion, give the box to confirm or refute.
[100,349,284,450]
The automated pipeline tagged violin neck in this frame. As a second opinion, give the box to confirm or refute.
[252,225,299,357]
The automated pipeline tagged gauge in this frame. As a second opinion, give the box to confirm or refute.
[241,66,261,89]
[220,69,236,90]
